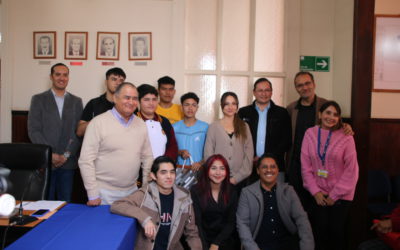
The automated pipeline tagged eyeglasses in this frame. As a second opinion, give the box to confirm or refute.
[255,88,272,93]
[295,81,313,89]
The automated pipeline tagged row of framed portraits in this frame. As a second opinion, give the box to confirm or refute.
[33,31,152,61]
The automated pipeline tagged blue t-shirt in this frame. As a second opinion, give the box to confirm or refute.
[173,120,208,165]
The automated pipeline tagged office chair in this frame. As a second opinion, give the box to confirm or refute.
[367,169,397,218]
[0,143,51,200]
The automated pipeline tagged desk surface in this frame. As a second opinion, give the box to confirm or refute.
[6,204,137,250]
[0,201,65,227]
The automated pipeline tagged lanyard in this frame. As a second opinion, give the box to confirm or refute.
[317,127,332,166]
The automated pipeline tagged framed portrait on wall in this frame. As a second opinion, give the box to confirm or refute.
[373,15,400,92]
[33,31,56,59]
[64,32,88,60]
[96,32,120,60]
[128,32,152,60]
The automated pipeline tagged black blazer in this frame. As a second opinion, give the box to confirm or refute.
[238,100,291,169]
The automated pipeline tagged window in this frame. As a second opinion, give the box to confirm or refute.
[185,0,285,123]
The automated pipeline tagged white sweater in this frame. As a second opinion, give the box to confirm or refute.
[79,111,153,199]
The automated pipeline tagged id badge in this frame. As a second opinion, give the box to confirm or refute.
[317,169,328,178]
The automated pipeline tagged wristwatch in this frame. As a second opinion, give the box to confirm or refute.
[63,151,71,159]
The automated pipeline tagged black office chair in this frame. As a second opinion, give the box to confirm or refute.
[392,174,400,203]
[0,143,51,201]
[367,169,397,218]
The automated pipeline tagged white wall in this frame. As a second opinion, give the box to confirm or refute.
[372,0,400,118]
[0,0,355,141]
[285,0,354,117]
[0,0,184,141]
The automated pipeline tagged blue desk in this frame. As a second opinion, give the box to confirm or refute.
[7,204,137,250]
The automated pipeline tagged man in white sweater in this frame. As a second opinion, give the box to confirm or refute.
[79,82,153,206]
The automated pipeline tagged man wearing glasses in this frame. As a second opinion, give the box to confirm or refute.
[238,78,291,184]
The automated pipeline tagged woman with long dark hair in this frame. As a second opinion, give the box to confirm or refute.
[204,92,253,186]
[191,154,238,250]
[301,101,359,250]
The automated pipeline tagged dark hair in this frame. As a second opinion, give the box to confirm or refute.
[115,82,136,96]
[294,71,314,84]
[196,154,232,207]
[102,37,115,44]
[256,153,279,169]
[151,156,176,174]
[318,101,343,131]
[40,36,51,42]
[180,92,199,104]
[253,78,272,91]
[220,92,247,142]
[50,63,69,75]
[106,67,126,80]
[135,37,146,44]
[157,76,175,88]
[137,84,158,101]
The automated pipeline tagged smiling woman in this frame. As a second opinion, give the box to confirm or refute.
[204,92,254,186]
[191,154,239,250]
[301,100,359,250]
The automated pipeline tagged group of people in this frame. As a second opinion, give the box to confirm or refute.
[28,63,360,250]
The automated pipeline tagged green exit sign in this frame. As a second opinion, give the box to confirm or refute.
[300,56,330,72]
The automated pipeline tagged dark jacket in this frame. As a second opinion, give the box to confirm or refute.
[286,96,327,170]
[238,100,291,169]
[28,89,83,169]
[191,185,238,249]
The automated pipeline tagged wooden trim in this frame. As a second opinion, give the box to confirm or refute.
[11,110,28,115]
[350,0,375,248]
[371,118,400,123]
[11,110,30,143]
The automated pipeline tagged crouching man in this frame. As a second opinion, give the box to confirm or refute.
[236,153,314,250]
[111,156,202,250]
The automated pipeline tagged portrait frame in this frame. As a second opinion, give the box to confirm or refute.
[64,32,88,60]
[96,32,120,61]
[129,32,152,61]
[33,31,56,59]
[373,15,400,92]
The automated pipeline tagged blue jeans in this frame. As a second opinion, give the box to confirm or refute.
[48,168,75,202]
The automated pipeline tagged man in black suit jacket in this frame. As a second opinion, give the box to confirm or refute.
[238,78,291,183]
[28,63,83,202]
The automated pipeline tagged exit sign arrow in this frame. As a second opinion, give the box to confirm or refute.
[315,56,330,72]
[316,60,327,68]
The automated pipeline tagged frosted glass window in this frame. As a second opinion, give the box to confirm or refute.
[221,0,250,71]
[253,77,284,106]
[221,76,249,112]
[184,75,217,124]
[254,0,284,72]
[185,0,217,70]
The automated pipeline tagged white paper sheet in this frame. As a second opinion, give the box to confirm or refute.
[16,200,66,211]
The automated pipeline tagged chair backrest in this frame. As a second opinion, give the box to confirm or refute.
[0,143,52,200]
[392,174,400,203]
[368,169,392,202]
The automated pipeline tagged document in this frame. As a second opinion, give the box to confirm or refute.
[17,200,66,211]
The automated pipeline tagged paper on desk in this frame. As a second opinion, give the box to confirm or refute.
[17,200,66,211]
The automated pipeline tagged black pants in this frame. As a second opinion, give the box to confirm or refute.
[311,199,351,250]
[288,158,314,214]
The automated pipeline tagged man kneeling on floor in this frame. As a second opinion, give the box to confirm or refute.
[111,156,202,250]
